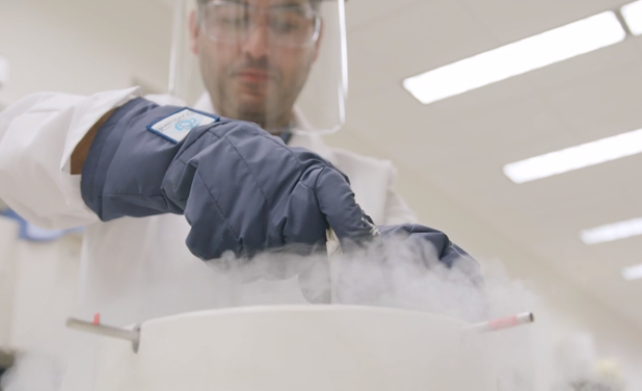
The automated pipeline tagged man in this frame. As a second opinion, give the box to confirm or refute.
[0,1,477,387]
[187,0,417,224]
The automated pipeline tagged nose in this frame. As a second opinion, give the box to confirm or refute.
[242,20,271,59]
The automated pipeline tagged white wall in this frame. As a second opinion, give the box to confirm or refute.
[0,0,172,105]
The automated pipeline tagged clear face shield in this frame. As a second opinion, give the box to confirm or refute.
[169,0,347,134]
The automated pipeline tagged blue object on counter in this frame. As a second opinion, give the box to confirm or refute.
[0,209,83,242]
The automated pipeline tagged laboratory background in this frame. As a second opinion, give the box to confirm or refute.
[1,0,642,390]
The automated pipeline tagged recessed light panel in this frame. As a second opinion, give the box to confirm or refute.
[503,129,642,184]
[0,54,8,87]
[403,12,626,105]
[621,0,642,36]
[622,264,642,281]
[580,217,642,245]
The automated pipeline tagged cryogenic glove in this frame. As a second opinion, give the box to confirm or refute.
[378,224,481,282]
[81,98,377,260]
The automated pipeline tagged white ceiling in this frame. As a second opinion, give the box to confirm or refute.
[343,0,642,328]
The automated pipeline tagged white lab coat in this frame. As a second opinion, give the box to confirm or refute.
[0,87,416,328]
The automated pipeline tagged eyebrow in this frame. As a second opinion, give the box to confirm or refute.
[219,0,310,5]
[207,0,314,12]
[271,1,310,6]
[231,0,313,8]
[270,3,312,10]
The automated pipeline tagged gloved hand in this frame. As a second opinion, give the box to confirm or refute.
[297,223,482,304]
[378,224,481,282]
[378,225,476,267]
[81,98,377,260]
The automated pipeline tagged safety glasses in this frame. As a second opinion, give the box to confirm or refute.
[200,0,322,47]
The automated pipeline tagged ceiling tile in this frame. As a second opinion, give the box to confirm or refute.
[544,58,642,138]
[348,0,494,78]
[347,46,399,99]
[459,0,626,44]
[343,0,642,331]
[345,0,423,30]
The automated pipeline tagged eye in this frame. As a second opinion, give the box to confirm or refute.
[271,19,300,33]
[215,14,249,27]
[269,13,308,33]
[211,4,250,29]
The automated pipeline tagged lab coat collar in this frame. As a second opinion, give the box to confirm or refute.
[193,93,336,164]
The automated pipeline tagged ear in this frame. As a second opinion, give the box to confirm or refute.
[188,10,200,55]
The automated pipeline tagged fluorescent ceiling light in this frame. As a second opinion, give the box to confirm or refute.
[403,11,626,105]
[622,264,642,281]
[503,128,642,184]
[621,0,642,36]
[0,54,8,87]
[580,217,642,245]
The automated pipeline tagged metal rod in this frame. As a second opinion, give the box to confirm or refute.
[66,318,140,353]
[463,312,535,333]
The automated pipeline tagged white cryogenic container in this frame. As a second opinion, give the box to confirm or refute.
[92,306,496,391]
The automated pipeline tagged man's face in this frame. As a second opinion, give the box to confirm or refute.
[190,0,322,131]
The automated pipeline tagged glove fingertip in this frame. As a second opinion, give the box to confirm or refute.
[315,168,378,242]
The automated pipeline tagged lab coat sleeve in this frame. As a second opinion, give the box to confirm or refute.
[0,87,141,230]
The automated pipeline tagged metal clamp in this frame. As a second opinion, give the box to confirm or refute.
[66,318,141,353]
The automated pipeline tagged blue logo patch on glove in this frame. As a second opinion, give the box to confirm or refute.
[147,108,218,144]
[175,118,199,131]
